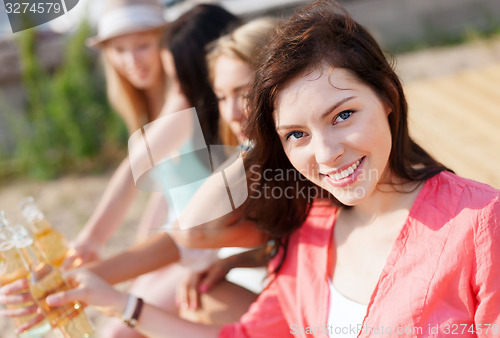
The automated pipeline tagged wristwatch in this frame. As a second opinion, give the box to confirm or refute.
[122,294,144,328]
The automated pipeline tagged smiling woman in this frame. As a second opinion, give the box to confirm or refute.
[236,0,500,335]
[92,0,168,133]
[105,31,164,91]
[2,1,497,337]
[275,66,393,206]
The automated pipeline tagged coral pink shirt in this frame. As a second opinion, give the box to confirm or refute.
[219,172,500,337]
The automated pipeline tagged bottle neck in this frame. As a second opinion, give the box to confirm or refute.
[17,239,51,281]
[27,218,51,234]
[21,203,49,233]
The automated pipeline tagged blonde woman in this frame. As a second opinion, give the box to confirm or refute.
[64,0,174,267]
[208,17,278,148]
[90,0,168,133]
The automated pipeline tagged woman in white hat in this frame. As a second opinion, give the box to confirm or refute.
[61,0,174,270]
[87,0,169,132]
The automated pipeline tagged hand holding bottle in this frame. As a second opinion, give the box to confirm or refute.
[0,277,46,334]
[0,211,52,336]
[46,268,127,318]
[0,277,37,316]
[62,236,102,270]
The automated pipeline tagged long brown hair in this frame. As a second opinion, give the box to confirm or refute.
[244,0,451,243]
[162,4,240,145]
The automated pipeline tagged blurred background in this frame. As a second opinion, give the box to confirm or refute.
[0,0,499,184]
[1,0,500,185]
[0,0,499,335]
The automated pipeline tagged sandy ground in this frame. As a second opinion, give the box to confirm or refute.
[1,36,500,337]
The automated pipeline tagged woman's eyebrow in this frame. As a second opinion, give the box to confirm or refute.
[276,96,357,132]
[320,96,356,119]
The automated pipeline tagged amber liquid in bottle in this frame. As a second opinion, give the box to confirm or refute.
[0,240,51,337]
[20,197,68,267]
[31,219,68,267]
[16,233,94,338]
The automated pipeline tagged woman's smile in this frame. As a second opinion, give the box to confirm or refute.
[320,156,365,188]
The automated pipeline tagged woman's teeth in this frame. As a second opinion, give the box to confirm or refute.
[329,159,362,180]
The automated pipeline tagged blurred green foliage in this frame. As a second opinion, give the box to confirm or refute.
[10,21,127,179]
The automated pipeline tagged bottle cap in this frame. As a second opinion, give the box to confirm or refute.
[11,223,34,248]
[19,197,44,222]
[0,212,14,247]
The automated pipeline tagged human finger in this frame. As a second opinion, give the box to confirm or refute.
[61,248,82,270]
[0,303,38,317]
[0,278,29,296]
[187,275,201,310]
[0,292,34,306]
[176,278,189,309]
[15,312,46,334]
[198,271,221,293]
[45,287,88,307]
[198,262,228,293]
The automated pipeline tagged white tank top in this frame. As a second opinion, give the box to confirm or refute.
[328,280,368,338]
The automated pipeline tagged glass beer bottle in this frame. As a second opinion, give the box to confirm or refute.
[13,224,95,338]
[0,211,51,338]
[19,197,68,267]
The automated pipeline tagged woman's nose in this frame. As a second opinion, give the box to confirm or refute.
[124,50,140,67]
[226,98,243,122]
[313,132,343,167]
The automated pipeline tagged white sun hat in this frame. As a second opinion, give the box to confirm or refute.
[86,0,168,48]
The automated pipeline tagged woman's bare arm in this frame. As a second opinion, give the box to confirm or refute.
[86,232,179,285]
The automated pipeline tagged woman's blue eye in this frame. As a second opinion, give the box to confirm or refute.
[286,131,304,140]
[334,110,354,124]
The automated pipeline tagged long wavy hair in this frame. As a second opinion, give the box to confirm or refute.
[162,4,240,145]
[244,0,451,247]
